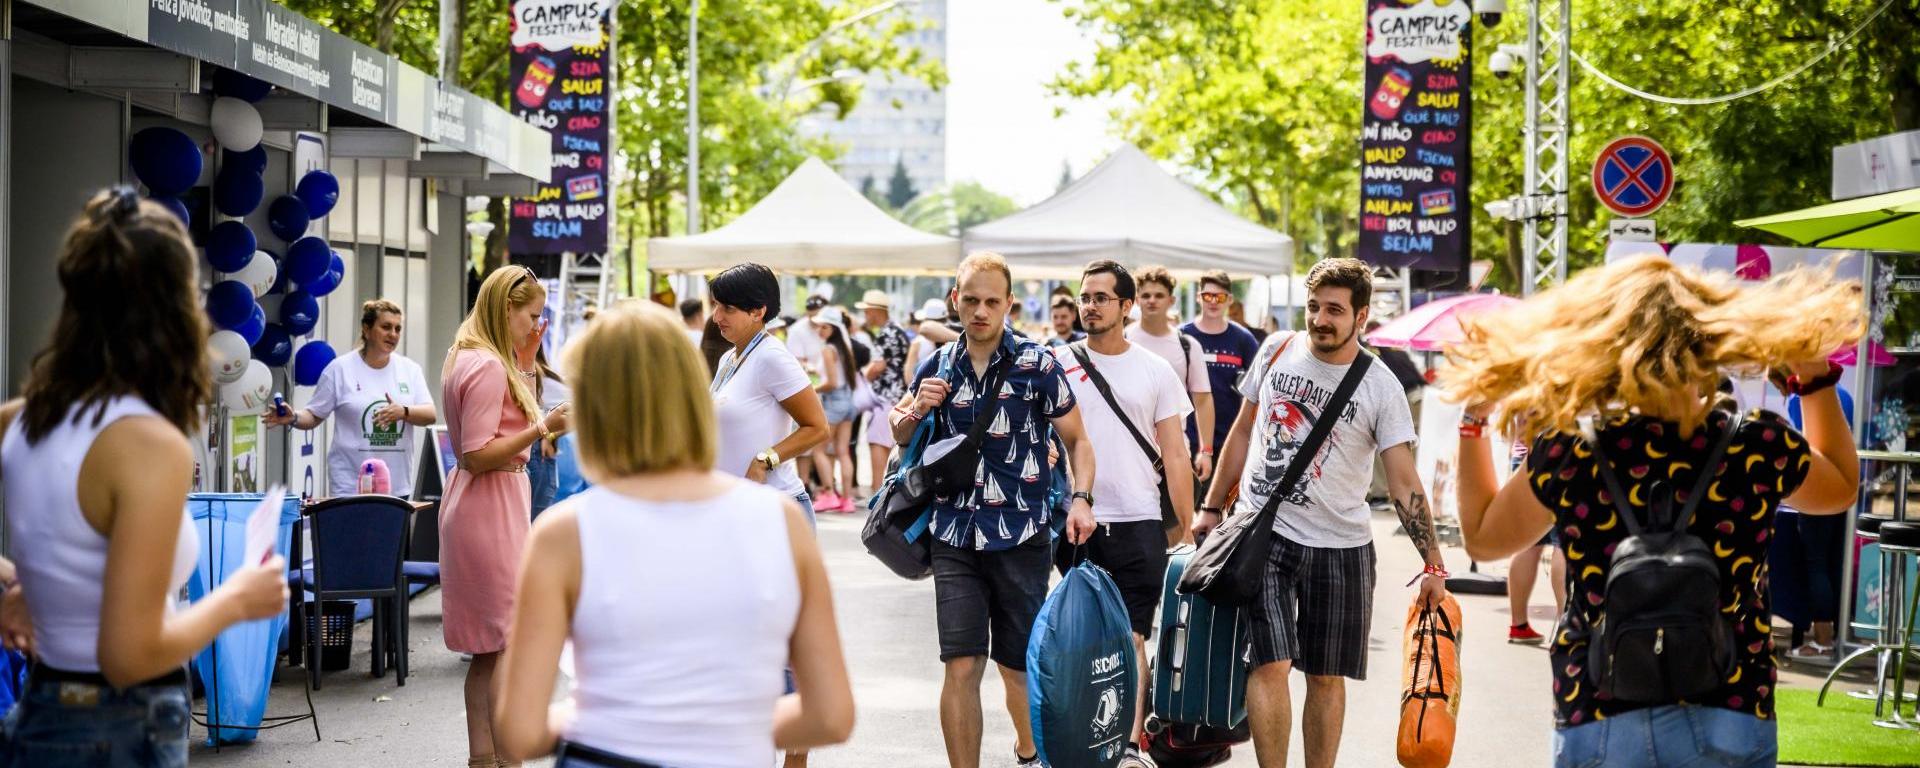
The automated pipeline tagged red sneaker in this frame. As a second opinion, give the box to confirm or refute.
[1509,623,1545,644]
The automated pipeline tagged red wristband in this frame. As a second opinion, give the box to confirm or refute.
[1406,563,1450,586]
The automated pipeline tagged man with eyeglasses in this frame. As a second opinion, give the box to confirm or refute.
[1127,266,1216,489]
[1055,260,1196,768]
[1181,269,1260,476]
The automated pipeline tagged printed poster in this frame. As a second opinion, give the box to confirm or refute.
[1359,0,1472,272]
[227,413,263,493]
[508,0,612,255]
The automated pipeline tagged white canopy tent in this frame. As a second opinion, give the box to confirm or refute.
[648,157,963,275]
[963,144,1294,278]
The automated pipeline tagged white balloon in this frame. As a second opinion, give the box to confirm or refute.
[210,97,263,151]
[208,330,250,384]
[226,250,278,297]
[221,360,272,411]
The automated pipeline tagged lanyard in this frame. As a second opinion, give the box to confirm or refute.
[711,332,768,393]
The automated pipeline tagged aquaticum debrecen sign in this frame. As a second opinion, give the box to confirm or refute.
[509,0,611,255]
[1358,0,1472,273]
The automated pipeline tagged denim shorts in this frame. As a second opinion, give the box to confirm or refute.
[1,666,191,768]
[1553,704,1775,768]
[821,388,855,424]
[932,534,1053,671]
[528,446,559,519]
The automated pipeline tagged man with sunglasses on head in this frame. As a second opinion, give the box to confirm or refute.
[1181,269,1261,479]
[1127,266,1216,489]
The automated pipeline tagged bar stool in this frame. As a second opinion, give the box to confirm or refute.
[1824,517,1920,728]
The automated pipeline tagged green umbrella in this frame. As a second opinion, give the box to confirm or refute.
[1734,187,1920,250]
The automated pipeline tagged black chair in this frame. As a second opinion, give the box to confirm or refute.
[297,495,412,690]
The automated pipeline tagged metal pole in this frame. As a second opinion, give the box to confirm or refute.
[1836,253,1876,663]
[687,0,701,235]
[1520,0,1570,297]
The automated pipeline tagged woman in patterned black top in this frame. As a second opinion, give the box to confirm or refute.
[1442,256,1862,768]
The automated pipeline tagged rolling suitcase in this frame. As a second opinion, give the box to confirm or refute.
[1152,545,1252,728]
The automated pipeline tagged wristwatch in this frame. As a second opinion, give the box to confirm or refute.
[1200,505,1224,515]
[755,449,781,471]
[1071,491,1095,507]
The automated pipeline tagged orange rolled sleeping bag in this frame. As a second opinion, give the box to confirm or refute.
[1396,593,1462,768]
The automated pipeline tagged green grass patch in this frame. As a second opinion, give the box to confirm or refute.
[1778,687,1920,766]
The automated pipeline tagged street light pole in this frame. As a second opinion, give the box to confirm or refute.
[687,0,701,234]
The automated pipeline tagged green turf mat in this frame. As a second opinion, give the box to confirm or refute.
[1778,687,1920,767]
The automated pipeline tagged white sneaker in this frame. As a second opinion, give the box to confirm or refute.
[1118,746,1157,768]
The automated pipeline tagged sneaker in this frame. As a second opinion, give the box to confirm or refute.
[1016,751,1041,767]
[1509,623,1545,644]
[815,492,843,510]
[1118,746,1157,768]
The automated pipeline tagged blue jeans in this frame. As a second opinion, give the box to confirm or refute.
[529,446,559,519]
[1,668,190,768]
[1554,705,1775,768]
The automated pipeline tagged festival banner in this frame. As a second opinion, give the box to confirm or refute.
[509,0,612,255]
[1359,0,1471,272]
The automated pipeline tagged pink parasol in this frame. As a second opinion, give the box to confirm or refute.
[1830,339,1895,367]
[1365,293,1521,352]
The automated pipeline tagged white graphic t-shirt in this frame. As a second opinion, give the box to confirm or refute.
[1055,344,1191,524]
[1234,333,1415,548]
[306,352,433,498]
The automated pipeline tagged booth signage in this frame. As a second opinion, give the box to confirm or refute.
[1833,130,1920,201]
[508,0,611,255]
[1358,0,1473,272]
[1592,135,1674,218]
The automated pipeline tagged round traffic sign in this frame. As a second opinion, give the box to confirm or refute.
[1592,136,1674,218]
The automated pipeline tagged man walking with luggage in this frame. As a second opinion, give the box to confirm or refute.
[1194,258,1448,768]
[1054,260,1196,768]
[891,252,1099,768]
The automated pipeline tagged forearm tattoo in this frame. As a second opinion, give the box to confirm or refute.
[1395,491,1441,563]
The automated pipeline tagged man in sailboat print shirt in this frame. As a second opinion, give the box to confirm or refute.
[892,252,1098,768]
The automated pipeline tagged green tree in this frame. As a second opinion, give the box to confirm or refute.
[894,181,1020,235]
[886,157,919,210]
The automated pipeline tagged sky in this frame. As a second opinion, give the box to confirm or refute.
[945,0,1121,206]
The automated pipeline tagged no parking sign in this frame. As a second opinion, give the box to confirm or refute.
[1593,135,1674,218]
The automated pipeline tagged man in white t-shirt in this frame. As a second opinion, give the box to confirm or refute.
[1053,261,1194,767]
[679,298,706,346]
[1194,258,1446,768]
[783,295,829,374]
[1126,266,1216,491]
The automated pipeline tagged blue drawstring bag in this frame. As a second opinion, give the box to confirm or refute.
[1028,560,1138,768]
[0,648,26,718]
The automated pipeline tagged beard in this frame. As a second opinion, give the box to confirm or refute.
[1310,323,1355,353]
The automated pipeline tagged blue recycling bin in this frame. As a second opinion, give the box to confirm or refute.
[186,492,299,745]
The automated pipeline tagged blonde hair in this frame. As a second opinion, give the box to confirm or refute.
[561,301,715,480]
[1440,255,1864,436]
[958,251,1013,295]
[450,265,545,424]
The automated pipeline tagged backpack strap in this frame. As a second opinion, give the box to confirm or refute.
[1068,342,1165,476]
[1586,409,1744,536]
[1673,410,1743,533]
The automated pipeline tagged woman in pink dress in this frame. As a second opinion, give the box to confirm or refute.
[440,265,569,768]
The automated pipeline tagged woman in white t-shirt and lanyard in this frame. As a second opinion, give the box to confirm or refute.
[706,264,830,519]
[266,298,438,498]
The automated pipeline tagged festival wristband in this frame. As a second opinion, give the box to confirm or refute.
[1405,563,1451,586]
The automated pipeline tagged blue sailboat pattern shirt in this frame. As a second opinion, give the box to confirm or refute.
[911,334,1077,552]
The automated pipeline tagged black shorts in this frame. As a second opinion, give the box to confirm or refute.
[1057,520,1169,639]
[1250,531,1377,680]
[932,534,1053,671]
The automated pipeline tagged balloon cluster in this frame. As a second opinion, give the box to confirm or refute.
[128,69,346,410]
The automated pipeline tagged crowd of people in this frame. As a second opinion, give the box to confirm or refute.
[0,188,1872,768]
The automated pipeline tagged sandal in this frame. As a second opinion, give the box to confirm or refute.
[1788,642,1834,660]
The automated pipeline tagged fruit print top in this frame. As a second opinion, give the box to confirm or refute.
[1526,408,1811,727]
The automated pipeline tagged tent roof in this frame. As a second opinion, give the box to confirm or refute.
[647,157,962,274]
[962,144,1294,277]
[1734,186,1920,250]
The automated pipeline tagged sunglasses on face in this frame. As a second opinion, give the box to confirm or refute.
[1199,293,1231,305]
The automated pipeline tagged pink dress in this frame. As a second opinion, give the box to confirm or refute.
[439,348,533,654]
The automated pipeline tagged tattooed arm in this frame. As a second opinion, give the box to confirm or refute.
[1381,441,1448,605]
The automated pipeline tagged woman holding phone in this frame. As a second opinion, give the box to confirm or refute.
[440,265,569,768]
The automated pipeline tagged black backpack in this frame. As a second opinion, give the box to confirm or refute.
[1583,411,1741,703]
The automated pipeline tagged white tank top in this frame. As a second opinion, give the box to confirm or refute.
[563,481,801,768]
[2,396,198,673]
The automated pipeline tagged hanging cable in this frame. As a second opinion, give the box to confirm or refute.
[1570,0,1897,106]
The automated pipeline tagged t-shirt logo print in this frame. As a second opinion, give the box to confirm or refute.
[1255,398,1328,507]
[360,401,403,448]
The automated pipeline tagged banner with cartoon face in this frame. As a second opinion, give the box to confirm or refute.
[1359,0,1472,273]
[508,0,611,255]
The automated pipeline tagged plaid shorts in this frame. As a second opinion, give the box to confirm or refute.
[1249,531,1377,680]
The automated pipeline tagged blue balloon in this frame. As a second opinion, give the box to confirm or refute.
[212,69,273,103]
[207,221,257,273]
[154,196,190,227]
[295,171,340,218]
[293,341,336,387]
[235,304,266,346]
[206,280,255,329]
[129,128,202,197]
[251,323,293,367]
[305,265,343,297]
[223,145,268,175]
[267,196,311,242]
[213,166,264,218]
[262,248,288,294]
[280,290,320,336]
[284,237,331,284]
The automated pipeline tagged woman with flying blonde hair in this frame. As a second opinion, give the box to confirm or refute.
[441,265,570,768]
[491,302,853,767]
[1446,255,1863,767]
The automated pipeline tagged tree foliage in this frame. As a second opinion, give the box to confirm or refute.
[1052,0,1916,291]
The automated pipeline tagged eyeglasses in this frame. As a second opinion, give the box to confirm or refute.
[1199,292,1232,305]
[1078,294,1120,308]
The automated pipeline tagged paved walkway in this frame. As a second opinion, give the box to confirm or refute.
[192,505,1854,766]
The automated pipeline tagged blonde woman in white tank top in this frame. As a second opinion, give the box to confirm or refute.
[493,302,854,768]
[0,188,288,767]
